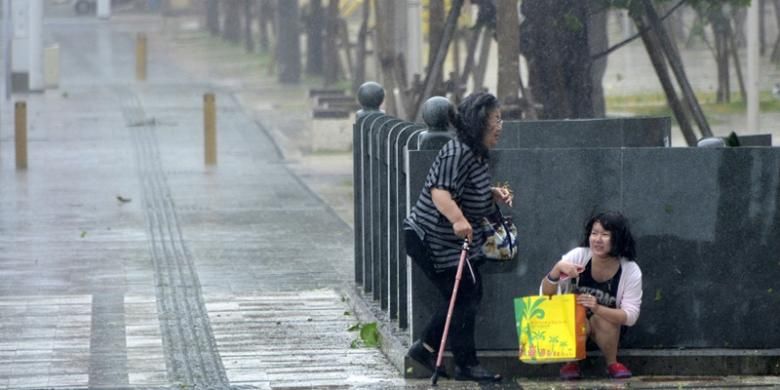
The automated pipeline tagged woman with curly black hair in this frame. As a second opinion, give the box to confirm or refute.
[403,92,512,383]
[541,211,642,380]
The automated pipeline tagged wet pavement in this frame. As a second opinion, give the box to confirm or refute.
[0,14,385,389]
[1,12,779,390]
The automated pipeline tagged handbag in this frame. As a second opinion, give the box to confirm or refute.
[480,206,518,261]
[514,287,587,364]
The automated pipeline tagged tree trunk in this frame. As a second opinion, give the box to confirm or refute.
[632,11,698,146]
[223,0,241,43]
[323,0,341,85]
[412,0,464,121]
[459,24,483,87]
[340,19,354,77]
[760,0,766,55]
[306,0,324,75]
[520,0,592,119]
[643,0,712,137]
[257,0,272,52]
[276,0,301,83]
[374,0,398,116]
[496,0,520,108]
[732,7,747,47]
[352,0,370,93]
[473,27,492,91]
[244,0,254,52]
[428,0,445,96]
[711,10,730,103]
[770,0,780,64]
[589,0,608,118]
[206,0,219,36]
[728,25,747,102]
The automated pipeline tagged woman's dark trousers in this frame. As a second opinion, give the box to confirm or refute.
[405,229,483,368]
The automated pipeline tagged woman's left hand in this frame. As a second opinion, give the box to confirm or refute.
[491,186,513,207]
[577,293,600,313]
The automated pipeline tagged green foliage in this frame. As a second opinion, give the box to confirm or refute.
[348,321,380,348]
[606,91,780,127]
[597,0,751,18]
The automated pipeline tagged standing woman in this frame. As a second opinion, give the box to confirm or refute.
[403,92,511,382]
[541,211,642,380]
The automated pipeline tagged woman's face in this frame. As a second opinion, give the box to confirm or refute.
[482,109,503,149]
[589,221,613,259]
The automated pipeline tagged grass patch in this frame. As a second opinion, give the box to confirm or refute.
[171,27,358,95]
[606,91,780,125]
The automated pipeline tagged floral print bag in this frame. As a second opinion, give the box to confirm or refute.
[480,206,518,261]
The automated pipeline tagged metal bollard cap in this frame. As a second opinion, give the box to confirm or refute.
[357,82,384,115]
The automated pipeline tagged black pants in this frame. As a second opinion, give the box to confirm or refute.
[405,229,483,367]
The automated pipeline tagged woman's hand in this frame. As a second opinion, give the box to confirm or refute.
[491,186,513,207]
[551,261,584,280]
[577,293,600,312]
[452,218,473,241]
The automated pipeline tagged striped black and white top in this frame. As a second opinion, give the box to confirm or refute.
[404,139,494,270]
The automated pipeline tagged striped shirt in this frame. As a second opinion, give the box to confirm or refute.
[404,140,494,270]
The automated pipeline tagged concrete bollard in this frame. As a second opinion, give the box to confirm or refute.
[417,96,455,150]
[136,33,147,81]
[204,93,216,165]
[15,101,27,170]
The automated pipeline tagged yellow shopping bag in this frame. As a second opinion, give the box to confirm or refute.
[514,293,586,363]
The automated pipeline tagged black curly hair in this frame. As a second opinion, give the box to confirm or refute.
[579,211,637,261]
[450,92,500,159]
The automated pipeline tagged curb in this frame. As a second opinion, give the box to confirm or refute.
[339,282,409,375]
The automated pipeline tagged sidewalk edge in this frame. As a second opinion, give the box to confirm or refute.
[339,282,409,375]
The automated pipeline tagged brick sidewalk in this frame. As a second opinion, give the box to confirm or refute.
[0,15,396,389]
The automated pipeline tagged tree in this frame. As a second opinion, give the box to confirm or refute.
[244,0,254,53]
[631,5,698,145]
[374,0,400,116]
[520,0,593,119]
[305,0,324,76]
[352,0,370,93]
[589,0,609,117]
[411,0,465,120]
[323,0,341,85]
[496,0,520,112]
[223,0,241,44]
[206,0,219,37]
[689,0,749,103]
[428,0,446,96]
[276,0,301,83]
[257,0,274,53]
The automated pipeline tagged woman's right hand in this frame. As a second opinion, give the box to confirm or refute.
[551,261,584,280]
[452,218,473,241]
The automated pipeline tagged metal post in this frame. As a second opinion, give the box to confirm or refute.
[204,93,216,165]
[15,101,26,169]
[136,33,146,81]
[97,0,111,19]
[28,0,42,91]
[3,0,13,100]
[747,0,760,133]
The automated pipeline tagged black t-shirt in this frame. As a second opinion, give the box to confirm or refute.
[575,259,622,309]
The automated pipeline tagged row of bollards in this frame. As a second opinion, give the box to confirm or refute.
[5,34,216,170]
[7,96,218,169]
